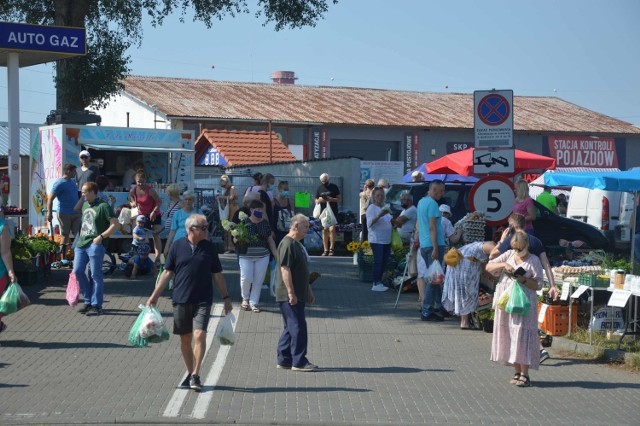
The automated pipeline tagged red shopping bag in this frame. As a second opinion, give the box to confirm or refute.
[66,272,80,307]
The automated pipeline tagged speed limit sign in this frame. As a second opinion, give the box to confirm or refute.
[468,176,515,226]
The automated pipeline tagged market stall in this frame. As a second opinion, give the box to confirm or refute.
[544,169,640,345]
[29,124,195,253]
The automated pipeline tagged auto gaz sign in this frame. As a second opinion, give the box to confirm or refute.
[0,22,86,55]
[474,89,513,148]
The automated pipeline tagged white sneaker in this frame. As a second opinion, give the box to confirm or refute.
[371,283,389,292]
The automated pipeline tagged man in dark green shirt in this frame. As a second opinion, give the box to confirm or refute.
[276,214,316,372]
[73,182,119,316]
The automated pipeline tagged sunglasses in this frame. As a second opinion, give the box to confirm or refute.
[190,225,208,231]
[80,156,89,159]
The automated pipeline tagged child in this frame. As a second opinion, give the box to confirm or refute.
[132,215,148,252]
[129,243,157,279]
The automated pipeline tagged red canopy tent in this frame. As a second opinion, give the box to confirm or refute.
[426,149,556,177]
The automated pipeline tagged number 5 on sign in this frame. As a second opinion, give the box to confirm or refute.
[468,176,515,226]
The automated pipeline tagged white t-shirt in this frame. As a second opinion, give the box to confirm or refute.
[441,216,455,239]
[366,204,392,244]
[398,205,417,242]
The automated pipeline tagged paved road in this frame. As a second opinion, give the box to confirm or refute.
[1,255,639,425]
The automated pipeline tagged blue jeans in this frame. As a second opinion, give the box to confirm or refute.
[371,243,391,283]
[277,301,309,368]
[420,246,446,317]
[73,243,106,308]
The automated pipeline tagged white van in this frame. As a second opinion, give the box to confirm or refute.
[566,187,632,250]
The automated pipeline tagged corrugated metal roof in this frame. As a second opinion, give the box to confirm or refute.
[0,123,36,156]
[194,129,297,166]
[123,76,640,135]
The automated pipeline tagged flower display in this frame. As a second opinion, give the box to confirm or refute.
[346,240,371,253]
[221,218,258,245]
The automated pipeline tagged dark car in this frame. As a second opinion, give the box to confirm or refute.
[387,183,608,249]
[532,200,608,249]
[385,182,474,224]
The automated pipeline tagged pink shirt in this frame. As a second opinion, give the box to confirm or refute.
[512,198,534,231]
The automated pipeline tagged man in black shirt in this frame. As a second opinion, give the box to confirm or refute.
[315,173,341,256]
[147,213,233,392]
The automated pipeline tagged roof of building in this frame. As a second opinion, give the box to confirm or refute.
[194,129,297,166]
[123,76,640,135]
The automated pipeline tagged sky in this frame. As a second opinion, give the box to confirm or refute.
[1,0,639,127]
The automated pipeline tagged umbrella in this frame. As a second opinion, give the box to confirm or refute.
[544,168,640,271]
[402,164,479,184]
[426,149,556,177]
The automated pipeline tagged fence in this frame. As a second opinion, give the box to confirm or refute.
[194,170,343,217]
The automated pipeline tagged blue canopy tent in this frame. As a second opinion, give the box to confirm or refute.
[544,169,640,266]
[545,169,640,346]
[403,164,479,184]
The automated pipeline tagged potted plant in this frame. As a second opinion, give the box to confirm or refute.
[476,308,495,333]
[221,213,258,254]
[347,240,374,282]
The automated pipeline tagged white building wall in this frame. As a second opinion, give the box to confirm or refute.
[95,93,170,129]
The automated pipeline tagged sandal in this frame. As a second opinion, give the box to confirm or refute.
[251,305,261,313]
[509,373,522,384]
[329,249,335,256]
[322,250,329,256]
[515,374,531,387]
[241,302,250,311]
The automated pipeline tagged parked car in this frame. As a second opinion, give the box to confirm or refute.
[533,199,609,249]
[387,183,608,249]
[385,182,474,224]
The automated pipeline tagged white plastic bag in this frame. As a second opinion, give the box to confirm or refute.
[215,312,236,346]
[218,199,229,221]
[426,260,444,284]
[312,203,322,219]
[139,306,166,339]
[319,206,337,228]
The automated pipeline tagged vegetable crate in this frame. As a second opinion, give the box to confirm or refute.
[537,303,578,336]
[578,273,609,288]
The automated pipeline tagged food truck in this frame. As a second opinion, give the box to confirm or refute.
[29,124,194,253]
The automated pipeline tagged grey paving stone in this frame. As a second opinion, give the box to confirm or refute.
[0,255,639,425]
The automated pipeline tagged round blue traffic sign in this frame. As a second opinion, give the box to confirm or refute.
[477,94,510,126]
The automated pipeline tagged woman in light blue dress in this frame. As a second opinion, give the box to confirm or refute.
[441,241,495,329]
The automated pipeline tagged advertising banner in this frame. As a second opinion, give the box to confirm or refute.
[360,161,404,188]
[548,136,618,168]
[404,132,420,173]
[311,129,329,159]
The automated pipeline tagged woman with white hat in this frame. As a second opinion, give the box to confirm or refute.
[439,204,462,246]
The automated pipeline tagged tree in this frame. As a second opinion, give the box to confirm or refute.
[0,0,338,112]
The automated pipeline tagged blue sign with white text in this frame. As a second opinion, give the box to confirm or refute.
[198,146,227,166]
[0,22,86,55]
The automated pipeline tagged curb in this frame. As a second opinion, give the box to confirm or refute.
[552,335,638,363]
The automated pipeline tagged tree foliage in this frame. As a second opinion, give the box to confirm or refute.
[0,0,338,113]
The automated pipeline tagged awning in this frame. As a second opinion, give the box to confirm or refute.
[83,143,194,153]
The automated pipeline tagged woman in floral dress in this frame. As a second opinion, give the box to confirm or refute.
[441,241,495,329]
[486,231,543,388]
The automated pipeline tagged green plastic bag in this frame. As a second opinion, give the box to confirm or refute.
[505,281,531,316]
[0,282,19,315]
[128,305,170,347]
[391,229,403,252]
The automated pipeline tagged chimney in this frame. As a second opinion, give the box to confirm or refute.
[271,71,297,85]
